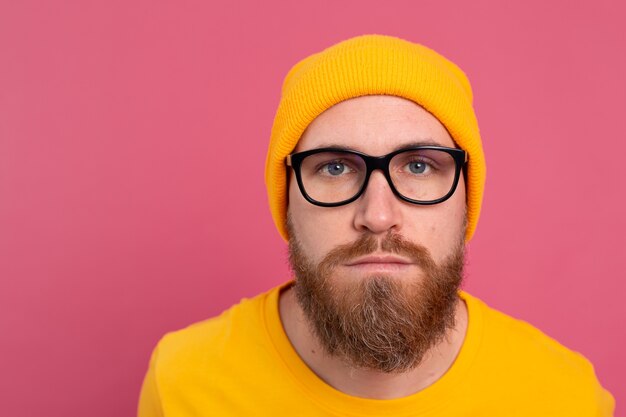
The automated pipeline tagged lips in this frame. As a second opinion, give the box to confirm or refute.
[344,254,414,267]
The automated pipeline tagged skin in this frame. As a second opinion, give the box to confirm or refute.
[279,95,469,399]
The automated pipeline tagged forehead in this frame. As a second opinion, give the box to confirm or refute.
[294,95,457,154]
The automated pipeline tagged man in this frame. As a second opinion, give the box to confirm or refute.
[138,34,615,416]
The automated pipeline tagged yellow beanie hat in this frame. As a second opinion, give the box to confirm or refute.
[265,34,486,242]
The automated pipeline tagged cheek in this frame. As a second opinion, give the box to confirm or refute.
[288,173,316,234]
[436,180,467,255]
[404,180,466,262]
[288,179,355,263]
[453,175,467,234]
[287,179,327,261]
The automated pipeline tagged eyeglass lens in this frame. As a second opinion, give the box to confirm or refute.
[298,149,458,204]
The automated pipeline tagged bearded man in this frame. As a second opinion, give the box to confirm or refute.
[138,34,614,416]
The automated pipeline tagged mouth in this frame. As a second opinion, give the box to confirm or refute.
[343,254,414,273]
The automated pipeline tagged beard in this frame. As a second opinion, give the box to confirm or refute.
[287,219,466,374]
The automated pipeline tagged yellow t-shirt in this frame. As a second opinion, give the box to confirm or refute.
[138,282,615,416]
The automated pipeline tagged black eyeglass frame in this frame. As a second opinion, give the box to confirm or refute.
[285,146,468,207]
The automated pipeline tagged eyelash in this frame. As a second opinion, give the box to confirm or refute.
[310,154,442,175]
[316,160,355,173]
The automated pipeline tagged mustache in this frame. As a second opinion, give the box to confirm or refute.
[319,232,437,272]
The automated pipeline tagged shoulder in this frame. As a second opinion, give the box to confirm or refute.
[139,285,286,414]
[462,291,615,415]
[468,292,591,372]
[151,285,278,377]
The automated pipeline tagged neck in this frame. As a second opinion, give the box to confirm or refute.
[278,283,468,400]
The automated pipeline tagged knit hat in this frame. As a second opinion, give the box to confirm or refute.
[265,34,486,242]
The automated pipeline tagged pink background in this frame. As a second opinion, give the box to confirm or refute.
[1,1,624,416]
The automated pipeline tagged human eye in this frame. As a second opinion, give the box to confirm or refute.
[317,159,354,177]
[301,151,363,180]
[403,157,436,176]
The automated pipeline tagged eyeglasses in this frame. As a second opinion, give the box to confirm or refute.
[285,146,467,207]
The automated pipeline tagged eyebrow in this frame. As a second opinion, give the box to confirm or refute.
[391,140,450,151]
[307,139,450,153]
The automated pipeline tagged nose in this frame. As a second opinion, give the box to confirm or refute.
[353,170,403,235]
